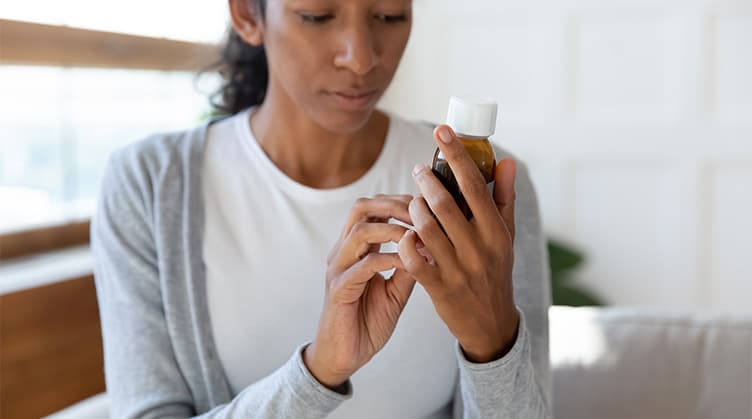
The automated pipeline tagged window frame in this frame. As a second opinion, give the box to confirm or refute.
[0,19,220,256]
[0,18,219,70]
[0,221,91,260]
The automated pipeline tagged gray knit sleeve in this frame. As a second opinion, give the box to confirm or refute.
[92,146,351,419]
[198,343,352,418]
[450,157,553,419]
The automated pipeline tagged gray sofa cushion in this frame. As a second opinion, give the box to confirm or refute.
[550,306,752,419]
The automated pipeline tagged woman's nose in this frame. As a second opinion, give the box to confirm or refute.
[334,26,380,76]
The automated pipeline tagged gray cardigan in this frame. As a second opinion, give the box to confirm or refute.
[91,115,553,418]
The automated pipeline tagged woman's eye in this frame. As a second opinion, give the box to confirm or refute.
[376,13,408,23]
[300,13,334,24]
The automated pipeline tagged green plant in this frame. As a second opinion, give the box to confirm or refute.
[548,239,604,306]
[197,106,228,123]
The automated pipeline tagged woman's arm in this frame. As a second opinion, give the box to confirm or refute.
[449,156,552,419]
[92,148,351,419]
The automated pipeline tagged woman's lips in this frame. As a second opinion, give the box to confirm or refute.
[326,89,379,111]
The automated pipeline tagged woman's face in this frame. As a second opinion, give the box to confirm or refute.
[259,0,413,133]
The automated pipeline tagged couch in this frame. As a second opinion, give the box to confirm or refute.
[46,306,752,419]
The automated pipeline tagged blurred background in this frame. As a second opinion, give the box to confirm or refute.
[382,0,752,314]
[0,0,750,418]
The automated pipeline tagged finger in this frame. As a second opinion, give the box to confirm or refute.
[343,196,413,234]
[328,195,413,264]
[432,124,499,228]
[336,253,406,299]
[411,164,475,252]
[335,222,409,269]
[374,193,414,202]
[385,269,417,309]
[408,196,460,271]
[493,158,517,241]
[369,194,414,222]
[398,229,440,289]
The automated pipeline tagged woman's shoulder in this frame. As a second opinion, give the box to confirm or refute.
[384,112,437,161]
[105,120,212,186]
[97,120,215,216]
[387,111,436,142]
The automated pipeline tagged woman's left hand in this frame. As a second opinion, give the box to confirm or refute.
[398,124,520,364]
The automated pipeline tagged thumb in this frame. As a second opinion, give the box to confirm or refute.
[387,268,417,308]
[493,158,517,241]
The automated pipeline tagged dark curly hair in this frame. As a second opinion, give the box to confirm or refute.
[210,0,268,115]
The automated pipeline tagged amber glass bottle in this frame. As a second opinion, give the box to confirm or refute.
[431,97,498,220]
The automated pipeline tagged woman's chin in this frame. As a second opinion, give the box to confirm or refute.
[317,107,377,135]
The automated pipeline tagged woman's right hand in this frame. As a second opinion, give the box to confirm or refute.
[303,194,417,391]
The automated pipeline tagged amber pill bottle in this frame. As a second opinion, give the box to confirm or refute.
[431,96,498,220]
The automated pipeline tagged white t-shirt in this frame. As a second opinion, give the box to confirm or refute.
[202,108,458,418]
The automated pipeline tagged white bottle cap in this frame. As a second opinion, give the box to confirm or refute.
[446,96,498,138]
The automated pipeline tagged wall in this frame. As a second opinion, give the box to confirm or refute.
[381,0,752,313]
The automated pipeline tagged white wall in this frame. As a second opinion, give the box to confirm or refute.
[381,0,752,313]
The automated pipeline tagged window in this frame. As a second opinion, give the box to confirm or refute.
[0,3,227,234]
[0,0,227,43]
[0,66,219,232]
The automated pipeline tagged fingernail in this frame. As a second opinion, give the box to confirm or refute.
[412,163,426,176]
[438,126,453,144]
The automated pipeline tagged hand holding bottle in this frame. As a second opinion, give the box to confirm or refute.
[399,120,520,364]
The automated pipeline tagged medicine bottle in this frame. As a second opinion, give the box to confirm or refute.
[431,96,498,220]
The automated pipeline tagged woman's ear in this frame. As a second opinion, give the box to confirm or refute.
[228,0,264,46]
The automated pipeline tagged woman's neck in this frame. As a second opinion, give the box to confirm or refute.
[249,90,389,190]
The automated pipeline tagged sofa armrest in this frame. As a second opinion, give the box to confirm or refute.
[550,306,752,419]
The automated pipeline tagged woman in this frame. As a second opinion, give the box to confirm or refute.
[92,0,552,417]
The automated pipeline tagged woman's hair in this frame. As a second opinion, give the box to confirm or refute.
[210,0,268,115]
